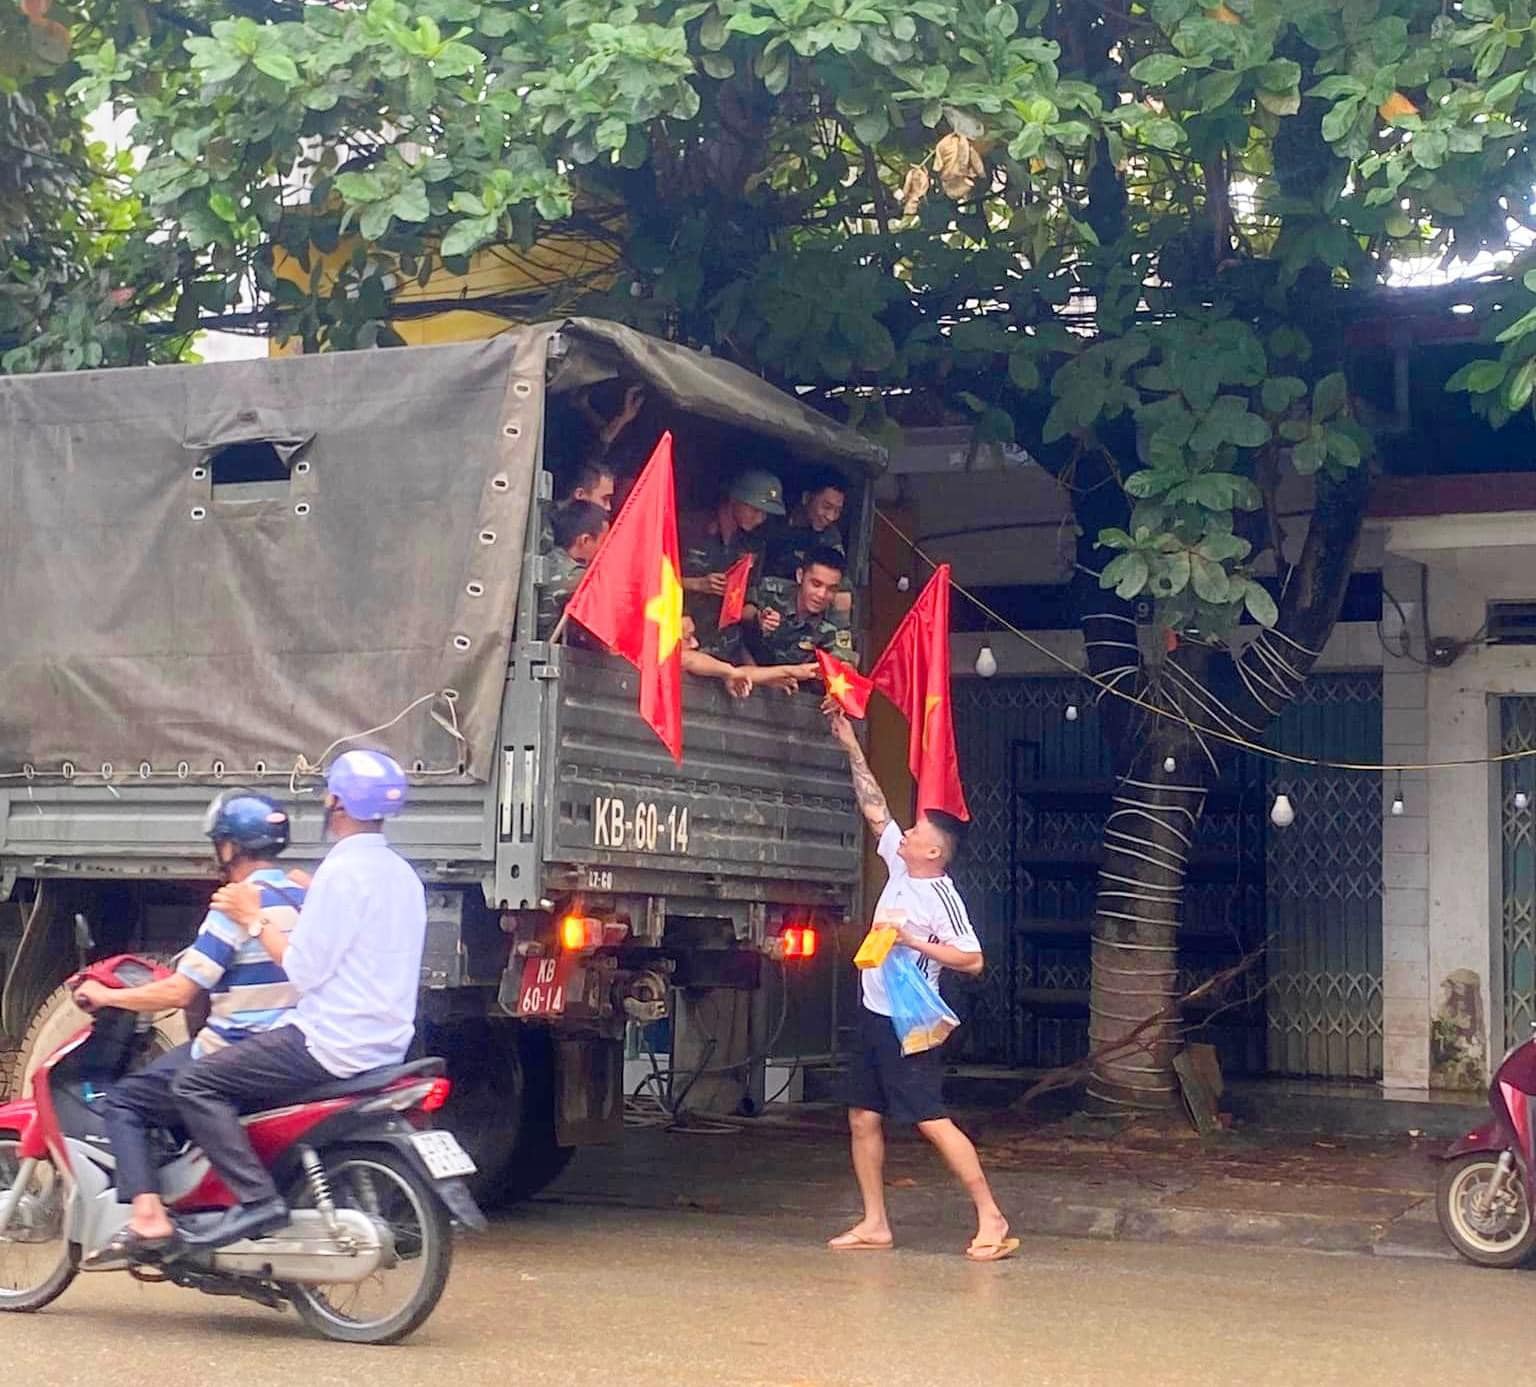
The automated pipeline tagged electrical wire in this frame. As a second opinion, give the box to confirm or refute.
[879,511,1536,775]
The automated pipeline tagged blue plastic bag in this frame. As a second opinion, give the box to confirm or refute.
[880,951,961,1056]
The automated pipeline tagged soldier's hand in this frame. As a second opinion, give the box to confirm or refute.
[819,694,840,717]
[792,663,817,680]
[725,673,753,699]
[758,608,782,634]
[707,571,729,596]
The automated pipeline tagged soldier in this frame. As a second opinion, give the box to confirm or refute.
[679,468,787,647]
[747,545,857,669]
[536,500,609,638]
[763,471,848,580]
[538,459,616,555]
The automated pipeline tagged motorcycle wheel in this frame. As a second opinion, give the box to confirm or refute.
[0,1139,76,1312]
[1436,1152,1536,1268]
[284,1145,453,1345]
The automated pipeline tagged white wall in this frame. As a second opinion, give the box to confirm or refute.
[1386,524,1536,1090]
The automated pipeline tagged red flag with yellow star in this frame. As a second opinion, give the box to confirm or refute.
[815,648,873,719]
[564,432,685,761]
[718,552,754,628]
[868,564,969,820]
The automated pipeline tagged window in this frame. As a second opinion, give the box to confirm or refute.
[208,441,291,498]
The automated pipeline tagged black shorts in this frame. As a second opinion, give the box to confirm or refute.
[844,1005,947,1125]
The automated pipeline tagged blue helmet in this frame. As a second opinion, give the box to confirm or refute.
[202,791,291,856]
[326,749,409,821]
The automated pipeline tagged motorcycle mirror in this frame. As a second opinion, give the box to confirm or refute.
[72,913,95,954]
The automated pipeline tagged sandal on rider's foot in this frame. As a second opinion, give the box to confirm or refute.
[83,1226,174,1267]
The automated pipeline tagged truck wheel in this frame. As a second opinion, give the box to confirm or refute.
[6,982,189,1098]
[427,1021,575,1210]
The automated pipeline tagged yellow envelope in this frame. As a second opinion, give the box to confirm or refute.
[853,926,899,970]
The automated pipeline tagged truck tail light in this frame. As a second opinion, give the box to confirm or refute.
[558,916,627,951]
[780,925,818,960]
[560,915,602,951]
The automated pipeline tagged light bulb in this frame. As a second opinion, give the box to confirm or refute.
[975,644,998,678]
[1391,794,1405,817]
[1065,703,1080,722]
[896,575,911,592]
[1517,791,1530,811]
[1270,793,1295,828]
[1163,756,1177,773]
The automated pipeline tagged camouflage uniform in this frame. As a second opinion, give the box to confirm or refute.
[746,575,857,667]
[536,548,587,639]
[678,511,766,651]
[762,519,847,581]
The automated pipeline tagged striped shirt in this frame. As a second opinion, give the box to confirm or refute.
[860,820,981,1017]
[177,869,305,1058]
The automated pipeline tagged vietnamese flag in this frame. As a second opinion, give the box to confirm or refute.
[718,553,754,628]
[565,432,685,762]
[815,649,873,719]
[868,564,969,820]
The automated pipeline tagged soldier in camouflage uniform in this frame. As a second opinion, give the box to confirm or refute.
[679,467,786,655]
[536,500,610,638]
[747,545,857,668]
[762,471,848,580]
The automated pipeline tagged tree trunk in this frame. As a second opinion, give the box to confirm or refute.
[1083,463,1371,1111]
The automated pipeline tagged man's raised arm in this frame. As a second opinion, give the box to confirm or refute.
[827,709,891,837]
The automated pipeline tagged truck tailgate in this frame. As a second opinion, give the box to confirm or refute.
[545,649,858,898]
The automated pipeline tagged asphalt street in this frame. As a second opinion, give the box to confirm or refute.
[3,1172,1530,1387]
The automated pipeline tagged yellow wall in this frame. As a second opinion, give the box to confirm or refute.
[270,214,624,354]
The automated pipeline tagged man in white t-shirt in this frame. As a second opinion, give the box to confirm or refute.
[825,710,1016,1262]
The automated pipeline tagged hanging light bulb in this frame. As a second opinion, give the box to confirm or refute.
[1065,703,1080,722]
[1163,756,1177,774]
[1517,791,1530,812]
[1391,771,1405,817]
[975,643,998,678]
[1270,793,1295,828]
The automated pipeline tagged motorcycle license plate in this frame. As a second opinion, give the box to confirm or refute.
[411,1131,477,1180]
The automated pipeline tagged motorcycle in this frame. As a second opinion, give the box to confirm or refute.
[1436,1023,1536,1267]
[0,951,486,1344]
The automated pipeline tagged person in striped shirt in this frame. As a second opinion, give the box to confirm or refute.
[76,791,304,1263]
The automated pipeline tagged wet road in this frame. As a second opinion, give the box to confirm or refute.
[4,1195,1529,1387]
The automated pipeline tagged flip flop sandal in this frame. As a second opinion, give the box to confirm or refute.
[965,1237,1020,1263]
[83,1226,174,1268]
[827,1232,895,1252]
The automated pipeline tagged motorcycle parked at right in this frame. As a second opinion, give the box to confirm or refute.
[1437,1024,1536,1267]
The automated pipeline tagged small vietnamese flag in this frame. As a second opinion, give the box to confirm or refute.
[718,553,755,628]
[564,432,685,762]
[815,648,873,719]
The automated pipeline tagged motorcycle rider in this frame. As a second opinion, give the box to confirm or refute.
[75,792,306,1262]
[171,749,427,1250]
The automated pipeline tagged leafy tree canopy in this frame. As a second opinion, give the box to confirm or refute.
[7,0,1536,634]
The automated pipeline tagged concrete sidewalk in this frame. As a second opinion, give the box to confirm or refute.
[543,1103,1461,1261]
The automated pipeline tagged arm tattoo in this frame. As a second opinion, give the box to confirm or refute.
[846,741,892,834]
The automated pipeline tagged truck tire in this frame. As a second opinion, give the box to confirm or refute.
[5,982,188,1098]
[427,1020,575,1210]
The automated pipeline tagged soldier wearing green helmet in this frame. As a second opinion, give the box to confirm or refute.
[679,467,787,655]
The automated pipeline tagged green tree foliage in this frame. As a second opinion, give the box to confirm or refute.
[9,0,1535,633]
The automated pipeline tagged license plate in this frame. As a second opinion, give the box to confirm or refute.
[411,1130,477,1180]
[517,955,572,1017]
[591,794,690,853]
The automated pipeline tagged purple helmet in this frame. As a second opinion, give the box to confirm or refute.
[325,749,408,821]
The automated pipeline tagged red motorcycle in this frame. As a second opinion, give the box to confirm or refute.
[1437,1026,1536,1267]
[0,953,484,1344]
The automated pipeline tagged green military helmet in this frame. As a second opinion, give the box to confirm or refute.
[729,468,787,517]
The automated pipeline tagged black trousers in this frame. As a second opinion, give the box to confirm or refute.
[171,1026,332,1205]
[99,1042,195,1202]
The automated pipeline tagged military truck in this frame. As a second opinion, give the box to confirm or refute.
[0,321,882,1205]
